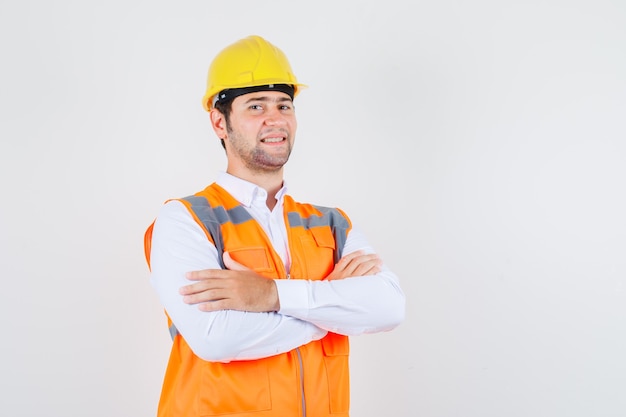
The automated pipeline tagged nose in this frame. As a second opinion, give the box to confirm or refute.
[264,107,288,126]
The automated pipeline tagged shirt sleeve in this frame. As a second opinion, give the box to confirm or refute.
[149,200,327,363]
[274,225,406,336]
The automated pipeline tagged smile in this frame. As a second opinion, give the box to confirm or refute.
[261,137,285,143]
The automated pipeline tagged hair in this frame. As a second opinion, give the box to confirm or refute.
[213,98,233,151]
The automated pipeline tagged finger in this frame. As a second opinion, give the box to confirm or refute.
[348,256,382,276]
[185,269,222,280]
[179,279,222,295]
[179,283,202,295]
[343,254,380,273]
[198,299,229,312]
[336,250,365,267]
[182,288,226,305]
[354,263,382,276]
[223,252,250,271]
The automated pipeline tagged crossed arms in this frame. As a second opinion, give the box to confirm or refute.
[149,200,405,362]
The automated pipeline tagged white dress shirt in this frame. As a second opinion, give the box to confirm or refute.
[149,172,405,362]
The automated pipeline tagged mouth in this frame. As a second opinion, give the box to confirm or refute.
[260,136,286,143]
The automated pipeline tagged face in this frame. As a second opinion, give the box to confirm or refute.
[214,91,297,175]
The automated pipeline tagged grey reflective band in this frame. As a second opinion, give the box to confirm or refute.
[181,196,255,268]
[288,206,349,263]
[169,324,179,340]
[181,196,348,269]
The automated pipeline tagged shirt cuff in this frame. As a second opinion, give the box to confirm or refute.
[274,279,310,319]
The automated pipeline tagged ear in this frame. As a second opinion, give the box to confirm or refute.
[210,108,227,139]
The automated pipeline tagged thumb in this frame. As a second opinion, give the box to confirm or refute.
[223,252,250,271]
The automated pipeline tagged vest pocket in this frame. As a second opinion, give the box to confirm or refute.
[228,247,273,273]
[299,227,336,280]
[198,360,271,415]
[322,333,350,413]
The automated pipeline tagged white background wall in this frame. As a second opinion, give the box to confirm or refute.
[1,1,625,416]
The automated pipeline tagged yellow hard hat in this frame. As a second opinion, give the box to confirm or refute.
[202,35,306,111]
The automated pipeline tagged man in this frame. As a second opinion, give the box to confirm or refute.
[144,35,405,417]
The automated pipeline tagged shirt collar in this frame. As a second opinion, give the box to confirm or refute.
[216,171,288,208]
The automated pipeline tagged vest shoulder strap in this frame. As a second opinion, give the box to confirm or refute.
[179,195,234,268]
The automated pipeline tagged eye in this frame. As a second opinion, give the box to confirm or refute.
[249,104,263,110]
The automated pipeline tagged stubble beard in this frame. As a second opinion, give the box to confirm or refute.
[228,127,292,173]
[248,146,291,172]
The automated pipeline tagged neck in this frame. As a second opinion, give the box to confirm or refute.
[226,167,284,210]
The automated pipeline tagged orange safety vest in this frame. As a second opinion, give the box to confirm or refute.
[144,183,352,417]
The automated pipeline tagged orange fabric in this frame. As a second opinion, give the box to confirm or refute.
[144,221,154,268]
[145,183,351,417]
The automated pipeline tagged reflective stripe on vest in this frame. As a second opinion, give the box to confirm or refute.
[168,323,178,339]
[182,195,255,268]
[286,207,349,263]
[182,195,349,263]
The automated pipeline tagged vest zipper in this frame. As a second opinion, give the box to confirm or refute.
[296,347,306,417]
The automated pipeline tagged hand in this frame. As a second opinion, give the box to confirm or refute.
[180,252,280,312]
[326,250,382,281]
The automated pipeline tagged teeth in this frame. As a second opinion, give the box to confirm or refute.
[262,137,283,143]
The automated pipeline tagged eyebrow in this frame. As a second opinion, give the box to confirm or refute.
[242,95,293,104]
